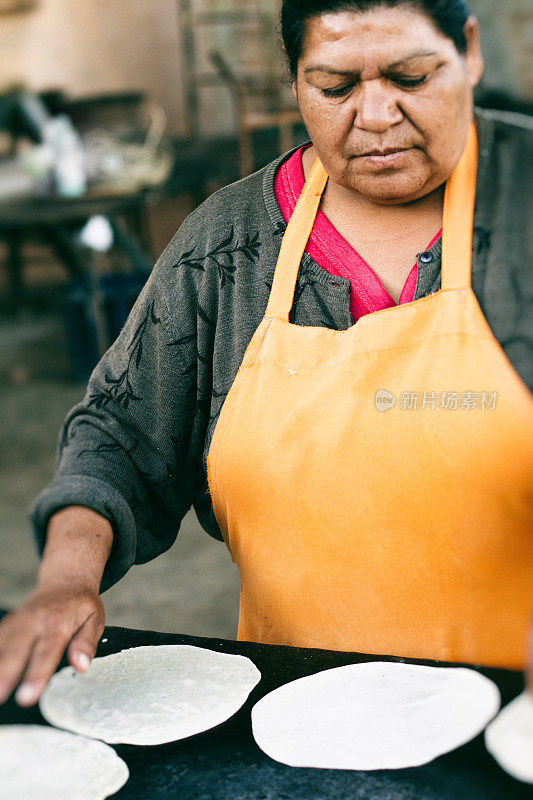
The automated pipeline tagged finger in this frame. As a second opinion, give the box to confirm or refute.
[15,634,70,707]
[0,621,37,705]
[67,610,105,672]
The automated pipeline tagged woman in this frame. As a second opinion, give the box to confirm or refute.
[0,0,531,708]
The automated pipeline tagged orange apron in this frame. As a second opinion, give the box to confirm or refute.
[207,123,533,669]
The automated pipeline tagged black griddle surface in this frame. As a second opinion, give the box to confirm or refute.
[1,614,530,800]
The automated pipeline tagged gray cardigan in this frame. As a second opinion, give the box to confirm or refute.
[30,108,533,592]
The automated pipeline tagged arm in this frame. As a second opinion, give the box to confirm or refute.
[30,218,211,592]
[1,210,218,706]
[0,506,112,706]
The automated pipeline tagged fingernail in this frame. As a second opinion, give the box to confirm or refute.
[77,653,90,671]
[15,682,37,706]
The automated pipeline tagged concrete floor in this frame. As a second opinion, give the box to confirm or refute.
[0,203,240,640]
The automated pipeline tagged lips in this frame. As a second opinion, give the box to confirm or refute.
[360,148,409,157]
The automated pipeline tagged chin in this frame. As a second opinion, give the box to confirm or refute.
[344,171,432,205]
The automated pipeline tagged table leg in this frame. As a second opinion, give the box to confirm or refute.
[111,218,152,273]
[47,226,86,278]
[5,231,24,314]
[85,249,110,359]
[126,206,153,260]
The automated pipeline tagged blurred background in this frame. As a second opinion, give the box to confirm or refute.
[0,0,531,639]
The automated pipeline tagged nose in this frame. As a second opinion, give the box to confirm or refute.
[353,79,403,133]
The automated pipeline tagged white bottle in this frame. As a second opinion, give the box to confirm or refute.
[48,115,87,197]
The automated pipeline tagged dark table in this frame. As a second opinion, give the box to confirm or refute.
[0,617,530,800]
[0,184,154,315]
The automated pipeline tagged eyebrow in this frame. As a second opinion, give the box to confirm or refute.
[304,50,438,75]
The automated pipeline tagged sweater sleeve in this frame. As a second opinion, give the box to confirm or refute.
[29,218,212,593]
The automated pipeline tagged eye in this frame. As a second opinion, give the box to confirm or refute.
[391,76,428,88]
[321,85,353,98]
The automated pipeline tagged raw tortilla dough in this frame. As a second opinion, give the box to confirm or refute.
[252,661,500,770]
[0,724,129,800]
[484,691,533,783]
[39,644,261,745]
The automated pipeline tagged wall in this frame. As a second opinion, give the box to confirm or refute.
[0,0,530,141]
[469,0,533,98]
[0,0,188,135]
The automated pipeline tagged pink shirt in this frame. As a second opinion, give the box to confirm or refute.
[274,145,442,323]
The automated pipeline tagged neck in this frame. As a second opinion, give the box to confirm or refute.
[328,179,444,237]
[301,145,444,238]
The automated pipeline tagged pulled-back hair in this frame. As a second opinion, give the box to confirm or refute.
[281,0,471,77]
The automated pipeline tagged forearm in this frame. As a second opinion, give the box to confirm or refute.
[30,218,210,591]
[37,506,113,593]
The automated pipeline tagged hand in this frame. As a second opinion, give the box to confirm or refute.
[0,582,105,707]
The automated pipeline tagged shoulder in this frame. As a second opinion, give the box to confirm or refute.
[152,149,298,283]
[188,167,270,228]
[471,108,533,389]
[475,106,533,152]
[172,148,298,246]
[475,105,533,131]
[148,150,297,313]
[474,106,531,235]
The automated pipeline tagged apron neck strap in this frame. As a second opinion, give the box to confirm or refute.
[441,121,478,291]
[265,158,328,321]
[265,122,478,321]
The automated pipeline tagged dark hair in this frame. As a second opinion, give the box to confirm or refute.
[281,0,471,77]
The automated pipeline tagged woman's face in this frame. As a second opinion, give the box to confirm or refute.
[292,5,484,205]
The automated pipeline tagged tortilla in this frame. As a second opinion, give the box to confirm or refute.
[484,691,533,783]
[252,661,500,770]
[0,724,129,800]
[39,644,261,745]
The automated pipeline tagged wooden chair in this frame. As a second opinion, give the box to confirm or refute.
[209,50,302,178]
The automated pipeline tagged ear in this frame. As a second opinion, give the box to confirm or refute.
[463,16,484,88]
[291,79,298,100]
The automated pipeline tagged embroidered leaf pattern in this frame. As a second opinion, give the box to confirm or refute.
[77,441,122,458]
[77,438,139,460]
[174,227,261,287]
[87,386,117,410]
[102,371,140,410]
[166,332,196,348]
[197,303,216,327]
[215,228,237,251]
[167,302,215,376]
[233,230,261,263]
[264,274,332,326]
[173,245,206,272]
[180,361,196,377]
[88,300,161,411]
